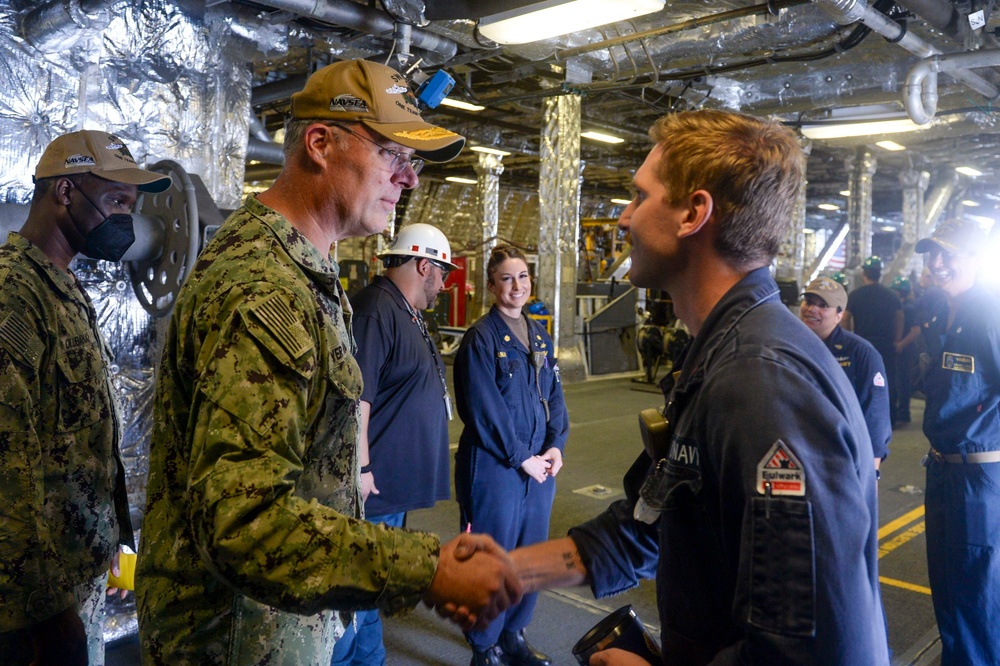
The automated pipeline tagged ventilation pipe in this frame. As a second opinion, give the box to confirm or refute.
[250,0,457,60]
[18,0,113,52]
[815,0,999,120]
[894,0,975,46]
[905,50,1000,124]
[247,138,286,166]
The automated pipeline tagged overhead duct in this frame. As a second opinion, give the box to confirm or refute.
[18,0,112,52]
[247,137,286,165]
[906,50,1000,124]
[815,0,999,115]
[894,0,977,47]
[250,0,458,60]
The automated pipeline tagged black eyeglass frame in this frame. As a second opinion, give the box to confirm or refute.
[427,258,453,279]
[327,122,425,175]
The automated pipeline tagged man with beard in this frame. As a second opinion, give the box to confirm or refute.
[332,223,458,666]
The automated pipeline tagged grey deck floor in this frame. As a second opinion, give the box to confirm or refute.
[110,372,942,665]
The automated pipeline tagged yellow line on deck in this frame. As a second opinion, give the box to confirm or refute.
[878,505,925,540]
[879,576,932,595]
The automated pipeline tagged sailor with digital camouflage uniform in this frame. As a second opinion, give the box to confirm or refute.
[136,59,521,665]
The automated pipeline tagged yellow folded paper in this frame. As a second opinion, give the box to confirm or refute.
[107,551,136,591]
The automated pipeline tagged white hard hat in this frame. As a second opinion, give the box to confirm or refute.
[379,223,458,270]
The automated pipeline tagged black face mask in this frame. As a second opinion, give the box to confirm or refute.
[68,183,135,262]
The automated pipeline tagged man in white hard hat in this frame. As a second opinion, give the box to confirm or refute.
[332,222,458,666]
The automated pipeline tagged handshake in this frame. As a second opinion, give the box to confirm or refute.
[422,533,523,631]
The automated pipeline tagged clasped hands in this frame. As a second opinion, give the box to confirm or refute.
[422,533,522,632]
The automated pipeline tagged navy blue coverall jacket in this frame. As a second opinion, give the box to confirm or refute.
[454,305,569,647]
[824,325,892,459]
[922,283,1000,666]
[569,268,889,665]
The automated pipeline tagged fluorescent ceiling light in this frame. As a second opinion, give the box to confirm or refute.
[581,130,625,144]
[470,146,512,156]
[611,198,632,205]
[818,203,840,211]
[439,98,486,112]
[839,190,851,197]
[956,166,983,177]
[800,118,925,140]
[479,0,666,45]
[876,140,906,151]
[445,176,478,184]
[881,225,897,232]
[962,199,980,207]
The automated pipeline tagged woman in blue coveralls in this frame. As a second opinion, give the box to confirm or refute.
[454,245,569,666]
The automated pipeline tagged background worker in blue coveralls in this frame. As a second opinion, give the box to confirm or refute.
[509,109,888,665]
[454,244,570,666]
[915,218,1000,666]
[891,276,921,424]
[799,277,891,472]
[0,130,166,665]
[331,222,457,666]
[844,256,904,425]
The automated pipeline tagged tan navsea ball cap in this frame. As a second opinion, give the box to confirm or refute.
[915,218,989,256]
[33,130,172,193]
[803,276,848,311]
[291,59,465,163]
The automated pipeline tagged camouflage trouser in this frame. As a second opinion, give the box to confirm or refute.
[75,571,108,666]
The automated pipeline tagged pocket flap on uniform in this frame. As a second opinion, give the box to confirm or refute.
[747,496,816,637]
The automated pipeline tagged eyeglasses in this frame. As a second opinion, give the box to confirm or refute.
[429,259,452,279]
[329,123,424,175]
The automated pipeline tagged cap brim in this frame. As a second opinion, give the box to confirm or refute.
[364,120,465,163]
[100,167,173,193]
[915,237,955,254]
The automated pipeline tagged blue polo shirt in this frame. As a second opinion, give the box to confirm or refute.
[824,326,892,459]
[352,276,450,515]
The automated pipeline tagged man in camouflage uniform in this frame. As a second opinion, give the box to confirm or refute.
[136,59,521,665]
[0,130,168,665]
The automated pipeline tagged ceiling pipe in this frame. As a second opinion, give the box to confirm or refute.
[252,74,308,107]
[905,50,1000,124]
[250,0,457,60]
[893,0,974,47]
[246,137,286,166]
[815,0,999,110]
[18,0,113,52]
[248,112,273,143]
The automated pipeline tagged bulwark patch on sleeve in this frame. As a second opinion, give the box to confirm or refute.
[249,292,312,361]
[0,308,43,367]
[942,352,975,374]
[873,371,885,387]
[756,439,806,497]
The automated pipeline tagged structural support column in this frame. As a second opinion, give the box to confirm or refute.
[538,93,585,381]
[846,147,877,271]
[776,139,811,287]
[899,169,930,275]
[471,152,504,320]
